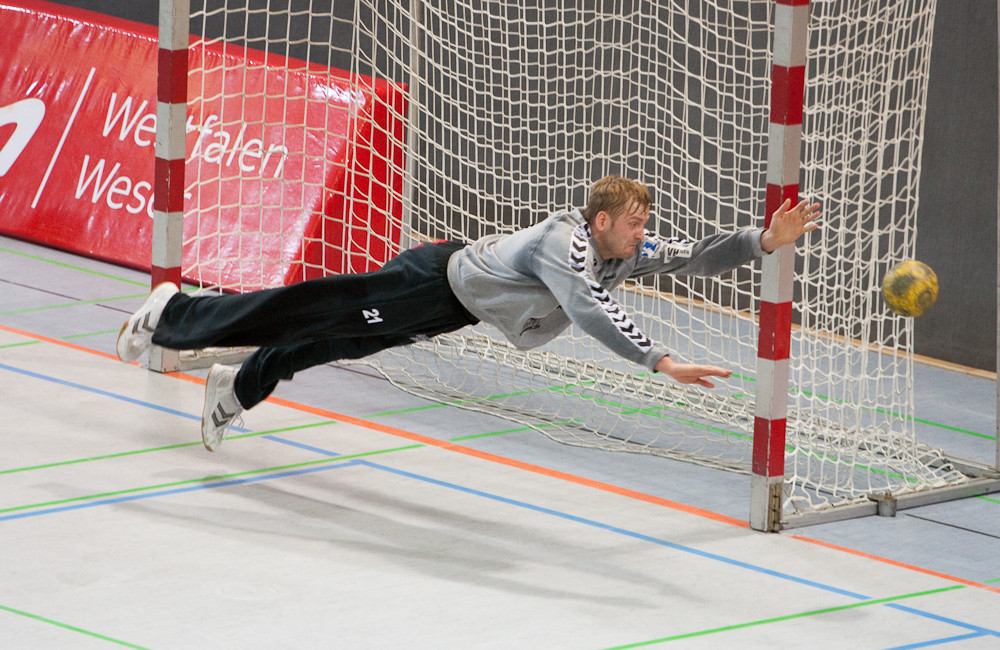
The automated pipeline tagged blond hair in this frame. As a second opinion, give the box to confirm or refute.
[581,175,651,225]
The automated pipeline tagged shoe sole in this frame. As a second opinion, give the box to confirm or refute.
[116,282,177,363]
[201,367,216,452]
[115,320,131,362]
[202,364,227,452]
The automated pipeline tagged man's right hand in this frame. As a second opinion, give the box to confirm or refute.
[654,356,733,389]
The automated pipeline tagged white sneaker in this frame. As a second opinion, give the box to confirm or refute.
[202,363,243,452]
[116,282,179,362]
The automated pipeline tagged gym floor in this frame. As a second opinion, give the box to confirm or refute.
[2,233,999,649]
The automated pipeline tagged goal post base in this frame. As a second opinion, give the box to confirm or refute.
[777,474,1000,531]
[148,347,256,373]
[149,346,179,374]
[750,474,784,532]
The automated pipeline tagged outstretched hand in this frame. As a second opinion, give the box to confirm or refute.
[760,198,821,253]
[654,356,733,389]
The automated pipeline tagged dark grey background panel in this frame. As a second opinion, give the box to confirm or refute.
[916,0,997,371]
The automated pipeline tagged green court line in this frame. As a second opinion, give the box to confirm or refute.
[368,374,994,489]
[0,443,422,517]
[555,385,743,439]
[912,417,996,440]
[371,383,1000,504]
[602,584,965,649]
[551,387,915,488]
[2,372,583,473]
[0,247,149,288]
[0,340,38,350]
[0,421,340,476]
[368,372,993,445]
[0,415,559,478]
[1,293,149,316]
[366,382,736,441]
[364,383,594,419]
[734,373,995,441]
[365,402,450,417]
[0,603,148,649]
[63,329,121,340]
[0,330,140,350]
[449,421,577,442]
[477,382,914,484]
[0,415,583,515]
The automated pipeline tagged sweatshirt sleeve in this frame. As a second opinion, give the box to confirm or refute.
[631,226,766,278]
[529,221,670,371]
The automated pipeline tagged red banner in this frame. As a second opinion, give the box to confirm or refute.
[0,0,406,289]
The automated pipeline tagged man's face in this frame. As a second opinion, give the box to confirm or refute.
[592,202,649,259]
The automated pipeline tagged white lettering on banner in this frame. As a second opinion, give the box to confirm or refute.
[100,94,289,178]
[187,113,288,178]
[103,93,155,146]
[65,92,291,220]
[75,154,154,218]
[0,98,45,176]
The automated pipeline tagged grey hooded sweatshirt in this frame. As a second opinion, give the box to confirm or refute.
[446,209,766,371]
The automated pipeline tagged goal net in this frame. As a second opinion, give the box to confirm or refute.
[175,0,972,523]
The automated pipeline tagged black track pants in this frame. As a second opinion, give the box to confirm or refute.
[151,241,478,408]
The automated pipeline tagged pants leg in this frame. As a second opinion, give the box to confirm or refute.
[235,334,429,409]
[150,242,478,409]
[152,241,475,350]
[153,246,458,349]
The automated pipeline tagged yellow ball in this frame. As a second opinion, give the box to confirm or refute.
[882,260,938,317]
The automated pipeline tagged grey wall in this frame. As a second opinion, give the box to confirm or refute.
[916,0,998,371]
[44,0,1000,371]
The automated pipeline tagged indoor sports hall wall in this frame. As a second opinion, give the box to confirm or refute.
[30,0,1000,372]
[915,1,997,372]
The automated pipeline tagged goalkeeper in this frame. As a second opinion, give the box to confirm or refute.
[116,175,820,451]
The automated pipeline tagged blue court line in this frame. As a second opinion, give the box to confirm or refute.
[0,362,250,433]
[886,603,999,637]
[0,461,361,522]
[262,435,341,457]
[354,459,1000,641]
[883,631,988,649]
[358,460,871,597]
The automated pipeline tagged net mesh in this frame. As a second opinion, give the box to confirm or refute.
[182,0,965,517]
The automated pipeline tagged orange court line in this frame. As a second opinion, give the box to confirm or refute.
[6,321,1000,596]
[0,324,120,361]
[790,534,1000,595]
[265,393,750,529]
